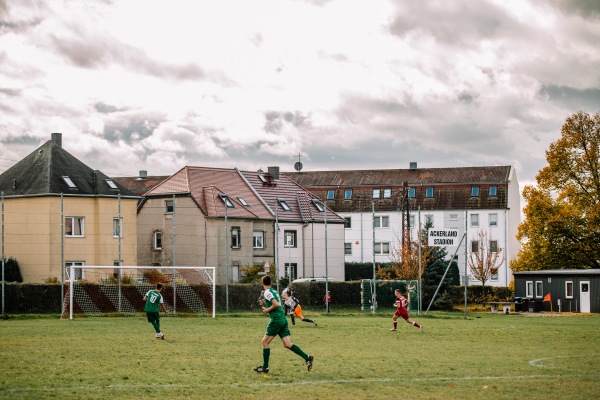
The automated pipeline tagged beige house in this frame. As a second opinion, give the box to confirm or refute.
[0,133,139,283]
[131,166,345,285]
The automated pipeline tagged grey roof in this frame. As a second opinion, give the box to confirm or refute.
[0,139,136,197]
[513,269,600,275]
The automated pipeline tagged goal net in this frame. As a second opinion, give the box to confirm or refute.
[62,266,215,319]
[361,279,419,313]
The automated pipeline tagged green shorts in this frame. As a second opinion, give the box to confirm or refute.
[265,317,290,338]
[146,311,160,324]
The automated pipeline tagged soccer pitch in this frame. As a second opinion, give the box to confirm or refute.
[1,311,599,400]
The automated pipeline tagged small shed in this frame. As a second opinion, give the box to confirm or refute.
[513,269,600,313]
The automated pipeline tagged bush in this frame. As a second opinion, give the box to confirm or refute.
[345,262,392,281]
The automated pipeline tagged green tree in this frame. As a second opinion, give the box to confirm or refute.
[512,111,600,271]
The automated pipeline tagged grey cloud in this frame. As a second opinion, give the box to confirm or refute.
[538,85,600,110]
[264,111,312,134]
[101,109,166,144]
[550,0,600,20]
[0,133,41,145]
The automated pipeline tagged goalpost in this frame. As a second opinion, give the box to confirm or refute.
[62,266,216,320]
[361,279,419,313]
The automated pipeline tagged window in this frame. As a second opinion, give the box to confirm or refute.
[113,217,123,238]
[65,262,84,280]
[565,281,573,298]
[219,194,235,208]
[154,231,162,250]
[62,176,77,190]
[253,231,264,249]
[449,213,458,221]
[372,189,381,199]
[344,189,353,200]
[535,281,543,298]
[489,213,498,226]
[408,187,416,198]
[471,240,479,253]
[284,263,297,280]
[284,230,297,248]
[471,186,480,196]
[231,227,241,249]
[374,215,389,228]
[344,243,352,255]
[489,186,498,196]
[470,214,479,227]
[383,188,392,199]
[490,240,498,253]
[374,242,390,255]
[312,199,324,212]
[105,179,119,190]
[165,200,174,213]
[65,216,84,237]
[526,281,534,298]
[327,190,335,200]
[491,271,498,281]
[237,197,249,206]
[232,263,240,283]
[425,187,434,198]
[409,215,415,228]
[277,198,291,211]
[258,174,268,183]
[344,217,352,229]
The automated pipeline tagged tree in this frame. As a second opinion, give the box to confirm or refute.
[511,111,600,271]
[378,222,433,281]
[468,230,504,296]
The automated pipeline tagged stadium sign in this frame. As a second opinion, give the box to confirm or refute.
[428,229,460,247]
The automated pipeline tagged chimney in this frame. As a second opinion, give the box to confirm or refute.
[268,166,280,180]
[51,132,62,148]
[409,162,417,170]
[139,170,148,179]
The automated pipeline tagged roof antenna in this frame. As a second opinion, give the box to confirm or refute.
[294,153,303,171]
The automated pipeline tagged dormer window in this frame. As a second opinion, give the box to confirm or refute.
[105,179,119,190]
[312,199,325,212]
[62,176,77,190]
[277,198,291,211]
[219,194,235,208]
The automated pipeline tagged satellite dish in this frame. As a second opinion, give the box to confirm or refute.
[294,161,303,171]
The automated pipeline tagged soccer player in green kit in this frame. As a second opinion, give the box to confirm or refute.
[144,283,169,339]
[253,275,314,373]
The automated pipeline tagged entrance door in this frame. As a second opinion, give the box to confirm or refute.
[580,281,590,313]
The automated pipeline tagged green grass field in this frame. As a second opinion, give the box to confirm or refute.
[1,310,599,400]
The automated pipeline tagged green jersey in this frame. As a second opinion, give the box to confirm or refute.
[263,287,286,321]
[144,289,163,313]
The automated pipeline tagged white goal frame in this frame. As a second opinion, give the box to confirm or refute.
[65,265,216,320]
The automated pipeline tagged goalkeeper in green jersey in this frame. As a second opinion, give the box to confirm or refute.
[253,275,314,374]
[144,283,169,339]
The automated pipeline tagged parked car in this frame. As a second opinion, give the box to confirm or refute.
[292,277,337,283]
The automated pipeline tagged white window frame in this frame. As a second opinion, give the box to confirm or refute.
[165,200,174,213]
[344,242,352,255]
[489,186,498,196]
[449,213,458,221]
[344,189,353,200]
[105,179,119,190]
[408,187,416,198]
[471,186,480,197]
[409,215,415,228]
[284,230,297,248]
[471,214,479,227]
[327,190,335,200]
[231,227,241,249]
[62,176,77,189]
[65,261,84,280]
[425,187,434,198]
[565,281,573,299]
[383,188,392,199]
[535,281,543,298]
[372,189,381,199]
[526,281,534,298]
[113,217,123,238]
[253,231,264,249]
[489,213,498,226]
[374,242,390,255]
[154,231,162,250]
[237,197,249,207]
[65,216,85,237]
[374,215,389,228]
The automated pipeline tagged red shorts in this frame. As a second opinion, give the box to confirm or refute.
[394,307,409,320]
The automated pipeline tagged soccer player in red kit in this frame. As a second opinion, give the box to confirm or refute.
[391,289,422,332]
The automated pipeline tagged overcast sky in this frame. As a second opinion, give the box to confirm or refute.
[1,0,599,192]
